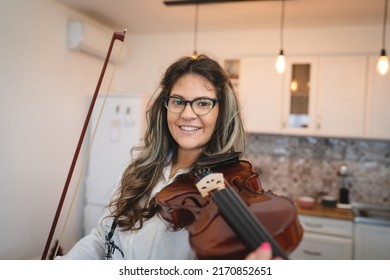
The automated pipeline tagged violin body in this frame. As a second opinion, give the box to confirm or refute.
[156,153,303,259]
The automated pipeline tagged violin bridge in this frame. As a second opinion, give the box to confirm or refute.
[195,173,225,198]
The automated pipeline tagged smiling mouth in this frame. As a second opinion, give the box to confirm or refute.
[179,125,201,132]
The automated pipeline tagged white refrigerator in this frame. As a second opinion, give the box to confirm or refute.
[83,94,147,235]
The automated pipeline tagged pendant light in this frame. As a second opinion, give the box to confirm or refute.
[275,0,286,74]
[377,0,389,76]
[191,2,200,59]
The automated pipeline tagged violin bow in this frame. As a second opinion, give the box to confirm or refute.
[41,29,127,260]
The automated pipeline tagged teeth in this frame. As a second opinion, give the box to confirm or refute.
[180,126,200,131]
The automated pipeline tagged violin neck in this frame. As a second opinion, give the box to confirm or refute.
[212,188,289,260]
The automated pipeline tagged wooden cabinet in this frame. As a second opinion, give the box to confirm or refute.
[281,56,318,135]
[239,57,283,134]
[239,55,389,139]
[282,55,367,138]
[290,215,353,260]
[315,56,366,138]
[354,223,390,260]
[365,55,390,139]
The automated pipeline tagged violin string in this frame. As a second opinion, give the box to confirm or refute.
[53,35,127,259]
[193,166,210,179]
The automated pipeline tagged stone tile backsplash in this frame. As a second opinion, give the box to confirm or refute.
[244,133,390,206]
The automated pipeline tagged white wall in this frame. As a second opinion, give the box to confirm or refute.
[0,0,387,260]
[117,25,384,95]
[0,0,123,259]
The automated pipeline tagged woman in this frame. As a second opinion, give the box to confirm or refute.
[58,54,273,260]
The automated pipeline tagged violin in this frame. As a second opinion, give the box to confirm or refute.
[156,152,303,260]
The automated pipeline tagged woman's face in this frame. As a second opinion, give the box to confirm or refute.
[167,74,219,156]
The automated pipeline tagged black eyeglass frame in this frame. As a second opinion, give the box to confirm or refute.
[162,96,220,116]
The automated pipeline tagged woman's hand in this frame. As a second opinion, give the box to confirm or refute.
[245,242,282,260]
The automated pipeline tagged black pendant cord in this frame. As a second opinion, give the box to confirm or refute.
[212,188,289,259]
[279,0,285,51]
[193,2,199,56]
[382,0,389,50]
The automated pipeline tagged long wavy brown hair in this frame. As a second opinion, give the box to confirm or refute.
[107,54,246,231]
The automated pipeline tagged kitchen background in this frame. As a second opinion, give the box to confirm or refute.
[1,0,389,259]
[245,133,390,205]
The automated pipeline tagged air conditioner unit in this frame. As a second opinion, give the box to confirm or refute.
[66,20,126,63]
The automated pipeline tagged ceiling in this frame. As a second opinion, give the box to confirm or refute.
[56,0,386,34]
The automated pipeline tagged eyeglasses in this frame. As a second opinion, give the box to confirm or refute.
[162,96,219,116]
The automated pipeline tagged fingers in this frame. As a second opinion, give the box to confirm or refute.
[245,242,273,260]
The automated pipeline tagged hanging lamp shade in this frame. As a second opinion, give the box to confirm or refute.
[275,49,286,74]
[377,49,389,75]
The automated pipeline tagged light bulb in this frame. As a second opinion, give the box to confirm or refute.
[191,50,198,60]
[290,79,298,92]
[275,50,286,74]
[377,50,389,76]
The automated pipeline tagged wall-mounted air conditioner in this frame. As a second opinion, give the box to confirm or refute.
[66,20,126,63]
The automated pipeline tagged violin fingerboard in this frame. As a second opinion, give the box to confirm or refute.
[212,188,289,259]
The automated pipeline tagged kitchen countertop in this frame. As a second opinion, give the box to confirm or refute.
[296,202,355,221]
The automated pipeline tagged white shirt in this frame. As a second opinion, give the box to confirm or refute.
[57,161,196,260]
